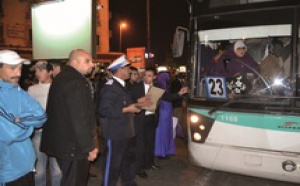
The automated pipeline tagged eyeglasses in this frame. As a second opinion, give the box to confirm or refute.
[237,47,246,50]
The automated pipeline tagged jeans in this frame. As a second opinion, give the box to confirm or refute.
[32,130,62,186]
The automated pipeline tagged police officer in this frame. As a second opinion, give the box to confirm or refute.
[98,55,149,186]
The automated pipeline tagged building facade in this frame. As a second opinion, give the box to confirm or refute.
[0,0,112,60]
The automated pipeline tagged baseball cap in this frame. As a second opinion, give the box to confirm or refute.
[0,50,30,65]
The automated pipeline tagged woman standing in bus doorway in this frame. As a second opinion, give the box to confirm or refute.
[154,68,175,158]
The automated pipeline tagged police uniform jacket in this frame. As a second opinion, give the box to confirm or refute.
[41,66,97,160]
[98,78,135,140]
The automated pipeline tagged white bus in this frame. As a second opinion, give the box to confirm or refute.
[173,0,300,183]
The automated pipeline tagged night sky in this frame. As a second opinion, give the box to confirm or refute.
[109,0,189,64]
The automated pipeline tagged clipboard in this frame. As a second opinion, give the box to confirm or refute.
[142,86,165,112]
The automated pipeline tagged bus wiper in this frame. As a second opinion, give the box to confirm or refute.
[208,100,236,115]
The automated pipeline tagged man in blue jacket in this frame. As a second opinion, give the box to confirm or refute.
[0,50,47,186]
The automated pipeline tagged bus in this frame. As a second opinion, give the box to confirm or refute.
[173,0,300,183]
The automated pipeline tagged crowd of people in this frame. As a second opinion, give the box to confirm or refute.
[0,49,188,186]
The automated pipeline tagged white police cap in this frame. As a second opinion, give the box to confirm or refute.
[108,55,130,71]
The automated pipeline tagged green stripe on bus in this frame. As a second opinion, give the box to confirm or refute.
[190,108,300,133]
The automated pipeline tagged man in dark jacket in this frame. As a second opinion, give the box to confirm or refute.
[98,55,150,186]
[40,49,99,186]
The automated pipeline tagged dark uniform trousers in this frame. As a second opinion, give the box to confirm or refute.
[56,158,90,186]
[5,172,35,186]
[102,137,135,186]
[134,120,146,173]
[144,114,156,168]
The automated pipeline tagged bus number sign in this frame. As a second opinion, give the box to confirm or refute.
[205,76,228,99]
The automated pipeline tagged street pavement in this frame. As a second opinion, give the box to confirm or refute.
[87,137,299,186]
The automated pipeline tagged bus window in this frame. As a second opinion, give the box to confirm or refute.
[256,37,292,96]
[197,25,293,100]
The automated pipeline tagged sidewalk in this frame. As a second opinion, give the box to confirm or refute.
[87,137,196,186]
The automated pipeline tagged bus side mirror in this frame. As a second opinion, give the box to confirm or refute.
[172,29,185,58]
[172,26,189,58]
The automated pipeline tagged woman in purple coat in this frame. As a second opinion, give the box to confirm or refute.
[210,40,259,94]
[210,40,259,78]
[154,71,175,158]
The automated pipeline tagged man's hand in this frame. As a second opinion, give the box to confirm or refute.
[137,96,152,108]
[123,104,141,113]
[179,87,189,95]
[88,148,99,162]
[15,117,20,123]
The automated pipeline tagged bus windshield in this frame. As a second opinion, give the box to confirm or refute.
[189,4,300,112]
[198,25,293,98]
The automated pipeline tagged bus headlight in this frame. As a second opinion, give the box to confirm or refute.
[199,125,205,130]
[190,115,199,123]
[193,132,202,141]
[188,110,215,143]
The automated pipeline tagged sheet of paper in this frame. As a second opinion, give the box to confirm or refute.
[142,86,165,112]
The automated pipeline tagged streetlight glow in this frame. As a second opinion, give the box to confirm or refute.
[119,21,127,52]
[120,22,127,29]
